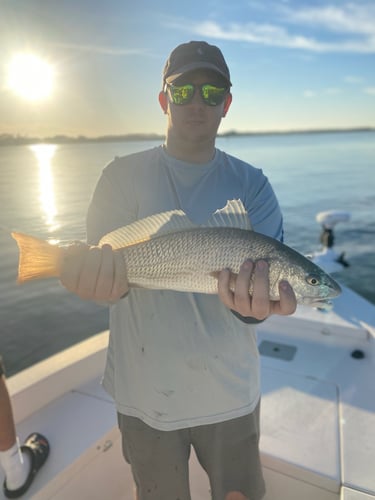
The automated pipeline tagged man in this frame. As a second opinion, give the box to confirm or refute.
[61,41,297,500]
[0,356,49,498]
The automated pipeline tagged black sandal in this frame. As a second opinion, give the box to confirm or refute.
[3,433,50,498]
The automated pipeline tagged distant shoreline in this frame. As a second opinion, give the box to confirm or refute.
[0,126,374,147]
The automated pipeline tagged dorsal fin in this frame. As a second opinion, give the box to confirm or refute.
[99,199,251,250]
[208,199,251,230]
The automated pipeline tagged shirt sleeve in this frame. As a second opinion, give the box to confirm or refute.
[243,167,284,242]
[86,157,138,245]
[235,164,284,323]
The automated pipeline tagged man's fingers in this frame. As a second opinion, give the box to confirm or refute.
[110,249,129,301]
[94,244,115,301]
[60,243,129,302]
[60,243,89,292]
[76,246,104,299]
[218,261,255,317]
[233,260,254,316]
[217,259,297,321]
[217,268,235,309]
[250,260,270,320]
[271,280,297,316]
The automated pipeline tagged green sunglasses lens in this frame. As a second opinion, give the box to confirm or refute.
[201,84,227,106]
[169,84,194,105]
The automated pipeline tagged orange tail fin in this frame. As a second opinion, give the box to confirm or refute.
[11,232,63,283]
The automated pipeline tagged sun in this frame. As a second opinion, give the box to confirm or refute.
[7,53,54,101]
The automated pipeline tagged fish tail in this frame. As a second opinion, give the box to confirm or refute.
[11,232,63,283]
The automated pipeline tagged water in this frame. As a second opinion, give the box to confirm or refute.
[0,132,374,376]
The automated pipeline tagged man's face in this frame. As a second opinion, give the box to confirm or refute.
[162,69,232,146]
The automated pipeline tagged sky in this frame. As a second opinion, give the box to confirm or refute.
[1,0,375,138]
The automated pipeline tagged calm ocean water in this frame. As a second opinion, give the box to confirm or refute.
[0,131,374,376]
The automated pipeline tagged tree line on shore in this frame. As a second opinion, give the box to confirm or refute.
[1,127,373,147]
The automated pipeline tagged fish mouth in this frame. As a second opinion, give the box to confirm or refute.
[300,298,335,311]
[310,299,334,311]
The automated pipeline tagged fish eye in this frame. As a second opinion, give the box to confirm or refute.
[306,274,321,286]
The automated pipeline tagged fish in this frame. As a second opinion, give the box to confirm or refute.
[11,200,341,307]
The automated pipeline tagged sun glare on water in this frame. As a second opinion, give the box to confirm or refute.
[29,144,59,232]
[7,53,54,101]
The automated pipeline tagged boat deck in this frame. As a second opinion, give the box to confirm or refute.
[1,285,375,500]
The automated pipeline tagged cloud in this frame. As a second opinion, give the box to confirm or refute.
[282,3,375,37]
[303,87,349,98]
[166,2,375,53]
[192,20,375,53]
[302,87,346,98]
[364,87,375,95]
[344,75,365,84]
[303,90,316,98]
[190,20,321,50]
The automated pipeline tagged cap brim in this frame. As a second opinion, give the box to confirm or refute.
[165,62,231,86]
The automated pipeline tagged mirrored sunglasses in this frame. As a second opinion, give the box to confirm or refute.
[166,82,229,106]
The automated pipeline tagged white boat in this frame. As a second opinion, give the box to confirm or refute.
[1,212,375,500]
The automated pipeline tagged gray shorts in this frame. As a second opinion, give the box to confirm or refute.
[117,401,265,500]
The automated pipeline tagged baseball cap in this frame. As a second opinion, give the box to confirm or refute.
[163,41,231,87]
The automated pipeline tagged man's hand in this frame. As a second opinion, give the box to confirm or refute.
[218,259,297,320]
[60,243,129,303]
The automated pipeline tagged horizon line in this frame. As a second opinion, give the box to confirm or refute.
[0,126,374,146]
